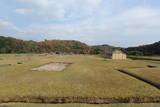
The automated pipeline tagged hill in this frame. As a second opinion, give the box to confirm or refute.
[126,41,160,56]
[90,44,121,54]
[0,36,159,56]
[0,36,90,54]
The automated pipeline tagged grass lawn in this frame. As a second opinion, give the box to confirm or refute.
[123,68,160,85]
[0,103,160,107]
[0,54,160,103]
[122,56,160,87]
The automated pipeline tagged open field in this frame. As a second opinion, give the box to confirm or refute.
[0,54,160,103]
[121,56,160,89]
[123,68,160,85]
[0,103,160,107]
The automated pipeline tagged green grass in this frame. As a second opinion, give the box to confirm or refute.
[0,54,160,99]
[0,103,160,107]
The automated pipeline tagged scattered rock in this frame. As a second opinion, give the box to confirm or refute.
[17,62,23,64]
[147,65,159,68]
[55,51,60,54]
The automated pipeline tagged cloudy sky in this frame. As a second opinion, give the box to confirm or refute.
[0,0,160,47]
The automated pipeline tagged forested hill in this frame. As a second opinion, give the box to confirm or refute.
[90,45,120,54]
[0,36,159,55]
[126,41,160,56]
[0,36,90,54]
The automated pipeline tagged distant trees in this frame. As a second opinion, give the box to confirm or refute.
[0,36,159,56]
[90,47,102,54]
[127,51,144,56]
[0,36,90,54]
[0,36,27,53]
[126,41,160,56]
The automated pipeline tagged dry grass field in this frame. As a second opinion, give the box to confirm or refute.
[124,68,160,85]
[121,56,160,90]
[0,54,160,105]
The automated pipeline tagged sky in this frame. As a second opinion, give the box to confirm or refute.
[0,0,160,47]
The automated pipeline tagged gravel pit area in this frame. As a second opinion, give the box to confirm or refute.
[31,63,71,71]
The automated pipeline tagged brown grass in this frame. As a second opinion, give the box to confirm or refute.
[0,54,160,103]
[123,68,160,85]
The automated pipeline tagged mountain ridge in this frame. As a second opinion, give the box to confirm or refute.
[0,36,159,55]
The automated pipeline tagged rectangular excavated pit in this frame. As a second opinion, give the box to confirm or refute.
[31,62,71,71]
